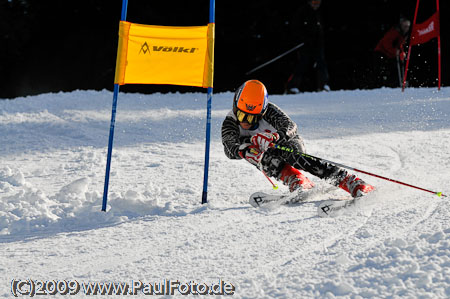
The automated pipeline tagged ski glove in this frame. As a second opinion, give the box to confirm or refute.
[239,144,263,166]
[251,131,280,152]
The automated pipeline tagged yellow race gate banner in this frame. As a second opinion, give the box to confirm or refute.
[114,21,214,88]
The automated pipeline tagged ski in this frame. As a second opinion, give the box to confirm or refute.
[249,191,308,208]
[317,197,357,217]
[250,191,369,217]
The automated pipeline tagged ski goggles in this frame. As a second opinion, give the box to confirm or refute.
[236,109,262,125]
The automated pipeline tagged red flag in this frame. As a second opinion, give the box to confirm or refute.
[410,12,440,45]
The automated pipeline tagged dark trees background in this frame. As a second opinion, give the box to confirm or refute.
[1,0,448,98]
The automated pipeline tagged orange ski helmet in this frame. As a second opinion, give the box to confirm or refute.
[233,80,269,124]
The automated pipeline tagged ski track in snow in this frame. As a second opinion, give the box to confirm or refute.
[1,88,450,298]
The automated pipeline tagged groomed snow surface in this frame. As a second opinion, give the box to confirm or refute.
[1,87,449,298]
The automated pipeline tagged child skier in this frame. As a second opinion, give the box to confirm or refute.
[221,79,374,198]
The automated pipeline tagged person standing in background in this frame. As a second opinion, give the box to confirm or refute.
[373,17,411,87]
[285,0,330,94]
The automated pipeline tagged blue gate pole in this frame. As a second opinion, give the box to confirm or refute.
[202,87,213,204]
[102,0,129,211]
[201,0,215,204]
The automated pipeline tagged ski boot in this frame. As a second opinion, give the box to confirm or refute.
[339,174,374,198]
[280,164,314,192]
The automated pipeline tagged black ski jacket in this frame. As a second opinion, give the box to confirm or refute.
[221,102,299,160]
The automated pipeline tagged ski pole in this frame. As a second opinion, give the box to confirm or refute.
[246,42,304,75]
[270,143,447,198]
[261,170,279,190]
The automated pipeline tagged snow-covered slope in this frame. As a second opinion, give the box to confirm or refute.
[1,87,449,297]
